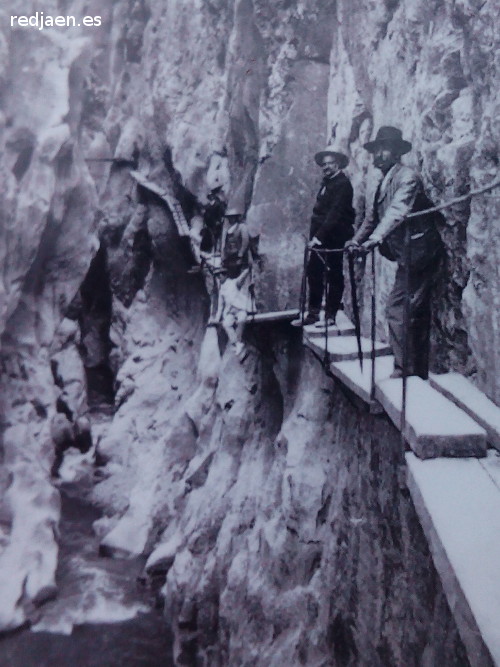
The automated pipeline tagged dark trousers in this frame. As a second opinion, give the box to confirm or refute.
[307,250,344,320]
[387,257,440,379]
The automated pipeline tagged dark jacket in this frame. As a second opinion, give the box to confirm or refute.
[310,171,355,248]
[354,164,443,267]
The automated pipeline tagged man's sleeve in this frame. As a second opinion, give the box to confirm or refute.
[369,169,420,243]
[314,181,353,245]
[353,212,375,244]
[352,189,377,244]
[239,226,250,259]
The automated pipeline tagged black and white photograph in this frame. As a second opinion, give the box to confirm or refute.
[0,0,499,665]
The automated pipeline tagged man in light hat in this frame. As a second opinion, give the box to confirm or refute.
[292,145,355,327]
[347,126,443,378]
[220,204,253,279]
[216,201,258,360]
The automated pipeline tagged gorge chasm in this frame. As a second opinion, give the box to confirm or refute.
[0,0,498,665]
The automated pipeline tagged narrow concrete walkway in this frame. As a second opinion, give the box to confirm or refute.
[303,318,490,460]
[407,451,500,667]
[303,314,500,667]
[129,170,190,237]
[429,373,500,452]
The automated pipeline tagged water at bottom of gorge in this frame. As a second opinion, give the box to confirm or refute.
[0,486,174,667]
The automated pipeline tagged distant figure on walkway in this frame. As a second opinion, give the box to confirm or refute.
[292,145,354,328]
[215,268,253,361]
[189,186,227,271]
[200,185,227,254]
[347,126,443,379]
[215,203,257,360]
[220,204,254,279]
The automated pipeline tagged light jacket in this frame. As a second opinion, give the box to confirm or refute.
[354,163,443,267]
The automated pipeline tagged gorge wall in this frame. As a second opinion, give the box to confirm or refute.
[0,0,498,664]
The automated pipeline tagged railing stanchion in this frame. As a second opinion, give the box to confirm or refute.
[370,249,376,405]
[401,225,411,445]
[324,260,330,366]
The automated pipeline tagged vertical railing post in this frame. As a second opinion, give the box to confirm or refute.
[348,250,363,371]
[324,254,330,367]
[401,224,411,443]
[370,249,377,405]
[299,244,309,327]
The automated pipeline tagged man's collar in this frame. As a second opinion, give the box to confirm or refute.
[382,162,399,180]
[322,170,343,184]
[380,162,400,190]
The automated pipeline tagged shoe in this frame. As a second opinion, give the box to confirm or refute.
[314,318,336,329]
[290,313,319,327]
[389,369,403,379]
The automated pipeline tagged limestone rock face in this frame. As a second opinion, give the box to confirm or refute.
[153,343,467,665]
[0,2,98,629]
[330,0,500,399]
[0,0,498,660]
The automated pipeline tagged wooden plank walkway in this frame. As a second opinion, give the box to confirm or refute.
[251,309,299,324]
[429,373,500,452]
[301,315,500,666]
[407,451,500,666]
[129,170,190,237]
[376,376,487,459]
[330,355,394,407]
[127,175,315,329]
[304,319,488,459]
[303,310,356,338]
[304,333,391,362]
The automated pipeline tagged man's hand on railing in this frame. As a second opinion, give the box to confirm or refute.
[345,238,379,256]
[345,239,361,254]
[307,237,322,249]
[361,236,381,252]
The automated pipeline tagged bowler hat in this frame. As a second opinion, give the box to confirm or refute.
[314,146,349,169]
[225,189,245,217]
[363,126,412,155]
[225,206,243,217]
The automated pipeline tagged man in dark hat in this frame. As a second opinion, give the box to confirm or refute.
[347,126,443,378]
[292,145,355,327]
[200,185,227,253]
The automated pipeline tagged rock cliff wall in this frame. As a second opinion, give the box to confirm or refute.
[0,1,98,627]
[151,338,468,665]
[331,0,500,401]
[0,0,498,662]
